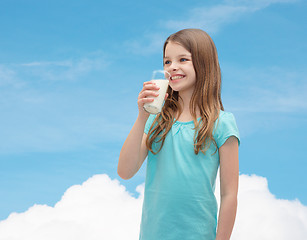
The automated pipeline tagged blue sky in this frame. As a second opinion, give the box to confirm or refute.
[0,0,306,222]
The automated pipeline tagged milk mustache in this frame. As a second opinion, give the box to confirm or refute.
[143,70,170,115]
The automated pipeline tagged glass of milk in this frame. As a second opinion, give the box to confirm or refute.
[143,70,170,115]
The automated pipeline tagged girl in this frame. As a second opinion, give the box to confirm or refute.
[118,29,240,240]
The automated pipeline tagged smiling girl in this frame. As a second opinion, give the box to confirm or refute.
[118,29,240,240]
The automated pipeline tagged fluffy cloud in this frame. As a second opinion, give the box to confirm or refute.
[0,174,144,240]
[226,174,307,240]
[0,173,306,240]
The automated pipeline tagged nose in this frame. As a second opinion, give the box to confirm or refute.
[166,62,178,72]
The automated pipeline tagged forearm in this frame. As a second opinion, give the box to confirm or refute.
[117,115,147,180]
[215,194,237,240]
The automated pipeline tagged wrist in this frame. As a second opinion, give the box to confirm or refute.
[137,114,149,124]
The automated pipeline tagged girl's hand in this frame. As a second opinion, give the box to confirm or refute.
[137,81,168,119]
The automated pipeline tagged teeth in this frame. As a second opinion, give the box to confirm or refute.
[172,75,184,80]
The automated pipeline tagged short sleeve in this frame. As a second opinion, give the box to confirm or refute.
[214,111,240,148]
[144,114,156,135]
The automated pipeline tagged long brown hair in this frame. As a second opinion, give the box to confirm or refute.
[146,29,224,156]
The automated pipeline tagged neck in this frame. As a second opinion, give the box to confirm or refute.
[177,89,200,118]
[178,88,194,112]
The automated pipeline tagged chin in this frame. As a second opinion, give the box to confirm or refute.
[170,86,180,92]
[170,84,185,92]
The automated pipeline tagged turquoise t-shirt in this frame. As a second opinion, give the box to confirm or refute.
[139,110,240,240]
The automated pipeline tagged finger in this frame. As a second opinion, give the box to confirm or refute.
[139,90,159,99]
[138,98,154,105]
[143,81,156,87]
[143,80,160,87]
[143,83,160,91]
[164,93,169,100]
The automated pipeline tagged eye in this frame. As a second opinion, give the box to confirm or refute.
[164,60,171,65]
[180,58,188,62]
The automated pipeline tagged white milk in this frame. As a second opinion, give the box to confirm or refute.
[143,79,169,114]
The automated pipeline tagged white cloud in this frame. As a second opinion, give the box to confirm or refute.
[224,0,298,8]
[164,5,250,34]
[220,64,307,138]
[0,65,135,154]
[231,174,307,240]
[128,2,263,56]
[0,173,306,240]
[164,0,299,34]
[126,0,298,54]
[19,60,73,67]
[16,56,109,82]
[0,52,109,89]
[222,65,307,113]
[0,86,133,153]
[0,53,122,154]
[0,174,144,240]
[124,32,168,56]
[0,65,15,86]
[0,65,25,88]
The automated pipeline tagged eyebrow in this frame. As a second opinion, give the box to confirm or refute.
[164,54,192,59]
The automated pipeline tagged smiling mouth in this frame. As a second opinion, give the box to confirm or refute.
[171,75,185,80]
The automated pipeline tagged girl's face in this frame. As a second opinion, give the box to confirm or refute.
[164,41,196,94]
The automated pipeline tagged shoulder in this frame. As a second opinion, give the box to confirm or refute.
[213,110,240,148]
[214,110,237,126]
[217,110,235,120]
[144,114,159,134]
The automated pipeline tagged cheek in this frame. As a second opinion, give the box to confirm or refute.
[188,67,196,77]
[188,64,196,74]
[190,72,197,82]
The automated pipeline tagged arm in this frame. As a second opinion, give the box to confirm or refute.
[117,81,168,180]
[117,115,149,180]
[215,136,239,240]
